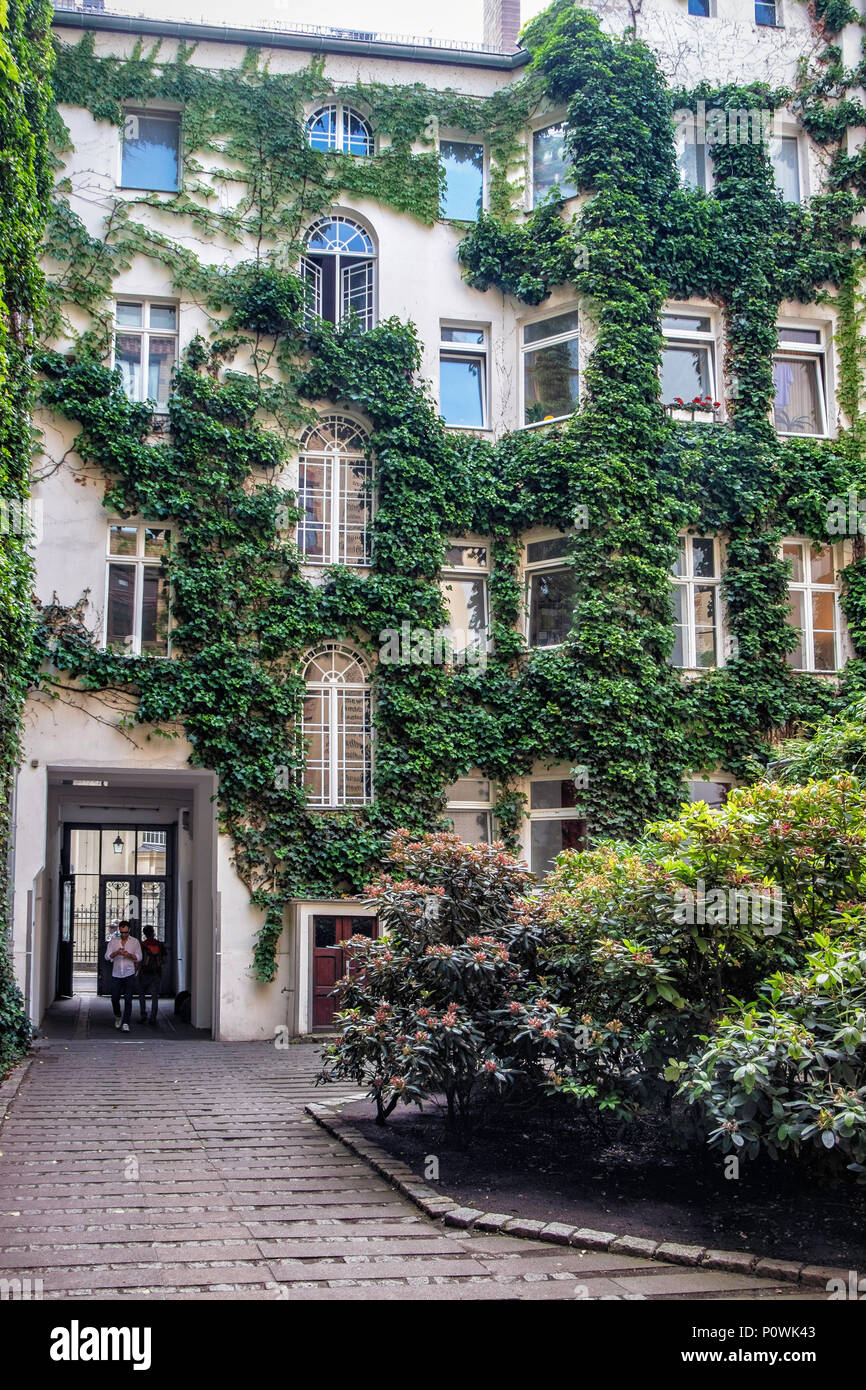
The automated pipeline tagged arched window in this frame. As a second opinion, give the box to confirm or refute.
[302,643,372,807]
[306,104,374,157]
[302,215,376,331]
[298,415,373,567]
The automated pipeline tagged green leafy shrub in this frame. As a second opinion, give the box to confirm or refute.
[319,831,573,1132]
[680,927,866,1167]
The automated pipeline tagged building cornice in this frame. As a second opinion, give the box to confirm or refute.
[51,7,531,70]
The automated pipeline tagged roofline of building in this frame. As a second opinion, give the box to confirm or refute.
[51,8,532,70]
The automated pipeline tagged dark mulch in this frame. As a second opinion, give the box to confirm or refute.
[338,1097,866,1267]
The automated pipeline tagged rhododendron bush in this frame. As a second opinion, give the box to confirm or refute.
[319,782,866,1165]
[319,832,573,1131]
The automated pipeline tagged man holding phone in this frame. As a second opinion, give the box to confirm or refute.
[105,919,142,1032]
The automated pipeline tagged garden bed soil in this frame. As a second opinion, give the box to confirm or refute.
[338,1097,866,1267]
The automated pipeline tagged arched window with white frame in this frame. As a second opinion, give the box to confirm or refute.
[306,105,373,157]
[302,215,376,331]
[297,415,373,567]
[302,643,372,807]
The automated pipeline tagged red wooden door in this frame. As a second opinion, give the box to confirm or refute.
[313,914,376,1029]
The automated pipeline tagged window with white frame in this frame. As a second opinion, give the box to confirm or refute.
[441,543,490,657]
[670,534,723,669]
[306,105,373,157]
[783,539,840,673]
[755,0,779,25]
[446,774,495,844]
[675,129,710,192]
[302,643,372,807]
[440,326,488,429]
[440,141,484,220]
[114,300,178,408]
[527,769,586,876]
[773,324,828,437]
[524,535,576,649]
[105,524,171,657]
[121,110,181,192]
[522,310,579,426]
[661,311,717,408]
[532,123,578,206]
[769,134,802,203]
[302,216,376,330]
[297,416,373,567]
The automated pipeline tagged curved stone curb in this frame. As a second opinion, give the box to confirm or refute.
[0,1054,33,1130]
[304,1098,848,1291]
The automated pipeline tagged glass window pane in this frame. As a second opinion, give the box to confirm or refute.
[692,537,716,578]
[149,304,177,331]
[773,357,821,434]
[526,536,569,564]
[116,332,142,400]
[69,829,101,875]
[783,541,804,582]
[524,337,579,423]
[441,355,485,427]
[786,589,804,669]
[689,780,729,807]
[343,108,372,157]
[778,327,820,345]
[524,311,580,346]
[688,0,710,13]
[315,916,338,947]
[532,124,577,204]
[308,106,337,152]
[755,1,777,23]
[101,829,136,875]
[122,113,180,192]
[809,544,834,584]
[812,590,836,632]
[440,141,484,221]
[442,327,485,345]
[140,567,168,656]
[147,336,176,403]
[109,525,138,556]
[444,545,487,569]
[676,133,704,190]
[447,777,491,802]
[116,302,143,328]
[443,576,487,645]
[661,344,712,401]
[812,630,836,672]
[144,527,169,559]
[529,568,575,647]
[106,563,136,647]
[449,810,492,844]
[662,314,712,334]
[137,828,167,875]
[530,779,577,810]
[770,136,800,202]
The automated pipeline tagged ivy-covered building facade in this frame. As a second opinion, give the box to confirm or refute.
[8,0,866,1039]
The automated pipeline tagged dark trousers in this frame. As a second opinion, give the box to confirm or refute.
[138,973,160,1021]
[110,975,135,1024]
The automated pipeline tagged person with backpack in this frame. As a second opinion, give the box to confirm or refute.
[138,925,167,1026]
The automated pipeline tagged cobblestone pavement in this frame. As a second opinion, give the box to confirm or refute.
[0,1040,826,1301]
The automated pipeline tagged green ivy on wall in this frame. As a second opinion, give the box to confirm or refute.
[31,1,866,984]
[0,0,53,1068]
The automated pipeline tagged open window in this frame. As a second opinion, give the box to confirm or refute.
[302,216,376,330]
[531,122,578,206]
[773,324,829,436]
[521,310,579,426]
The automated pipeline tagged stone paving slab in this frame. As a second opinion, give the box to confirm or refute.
[0,1041,830,1301]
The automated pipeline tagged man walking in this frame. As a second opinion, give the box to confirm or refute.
[138,925,166,1026]
[105,919,141,1032]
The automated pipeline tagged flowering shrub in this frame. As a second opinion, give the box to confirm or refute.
[319,832,573,1131]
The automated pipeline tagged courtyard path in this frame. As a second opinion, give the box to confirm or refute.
[0,1038,825,1301]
